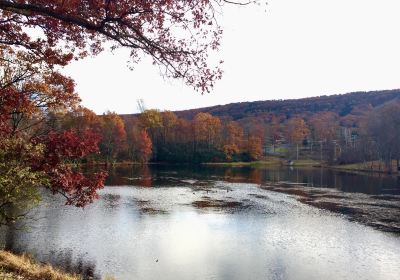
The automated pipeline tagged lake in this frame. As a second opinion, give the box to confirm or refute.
[1,165,400,280]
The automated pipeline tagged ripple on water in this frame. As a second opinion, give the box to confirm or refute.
[0,180,399,280]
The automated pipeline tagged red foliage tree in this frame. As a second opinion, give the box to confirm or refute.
[0,0,252,91]
[137,130,152,164]
[0,45,107,213]
[0,0,252,217]
[33,129,107,207]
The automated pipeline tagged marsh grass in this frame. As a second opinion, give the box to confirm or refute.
[0,250,78,280]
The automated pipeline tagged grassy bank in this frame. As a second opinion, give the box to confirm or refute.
[81,158,398,175]
[0,250,78,280]
[204,157,400,175]
[332,160,400,174]
[203,157,323,168]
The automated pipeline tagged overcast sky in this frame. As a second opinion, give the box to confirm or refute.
[62,0,400,114]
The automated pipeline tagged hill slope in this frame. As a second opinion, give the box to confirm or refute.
[174,89,400,120]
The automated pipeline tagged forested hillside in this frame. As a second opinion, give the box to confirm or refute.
[174,89,400,120]
[28,89,399,171]
[108,89,400,169]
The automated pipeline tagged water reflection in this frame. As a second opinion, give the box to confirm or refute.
[107,165,152,187]
[107,165,400,195]
[2,225,99,279]
[0,165,399,280]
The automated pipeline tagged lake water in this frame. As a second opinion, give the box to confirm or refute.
[1,165,400,280]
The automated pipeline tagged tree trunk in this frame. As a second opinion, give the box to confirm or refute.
[320,141,323,161]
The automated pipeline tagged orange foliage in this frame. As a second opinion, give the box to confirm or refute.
[224,121,243,146]
[247,136,262,161]
[286,117,309,144]
[137,130,152,164]
[222,144,240,161]
[193,112,221,145]
[100,111,127,160]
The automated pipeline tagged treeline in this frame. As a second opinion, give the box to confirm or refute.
[55,98,400,172]
[55,108,263,163]
[338,101,400,171]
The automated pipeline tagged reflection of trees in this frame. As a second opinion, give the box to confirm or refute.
[3,226,99,279]
[48,249,99,280]
[222,168,263,184]
[248,169,262,184]
[94,164,400,195]
[105,165,152,187]
[254,167,398,195]
[137,165,152,187]
[223,168,248,183]
[102,194,121,209]
[224,168,232,181]
[3,224,18,251]
[105,167,123,186]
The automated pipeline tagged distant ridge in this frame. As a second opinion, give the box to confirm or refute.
[119,89,400,122]
[173,89,400,120]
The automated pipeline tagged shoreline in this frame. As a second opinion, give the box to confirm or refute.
[79,158,399,176]
[202,160,400,176]
[0,250,79,280]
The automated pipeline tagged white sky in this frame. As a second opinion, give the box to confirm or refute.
[62,0,400,114]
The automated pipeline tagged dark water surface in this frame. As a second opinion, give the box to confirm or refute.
[1,165,399,280]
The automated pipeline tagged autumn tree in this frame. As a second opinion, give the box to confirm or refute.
[246,136,262,161]
[0,47,106,223]
[309,112,339,142]
[0,0,254,222]
[175,119,194,144]
[269,114,281,150]
[241,119,266,142]
[139,109,163,131]
[221,121,243,161]
[100,111,127,162]
[161,111,178,144]
[136,130,152,164]
[286,117,310,160]
[193,112,222,148]
[138,109,163,160]
[34,129,107,207]
[0,46,79,137]
[0,0,253,91]
[309,112,339,161]
[362,101,400,172]
[169,118,195,162]
[125,116,140,160]
[60,107,103,133]
[0,137,45,224]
